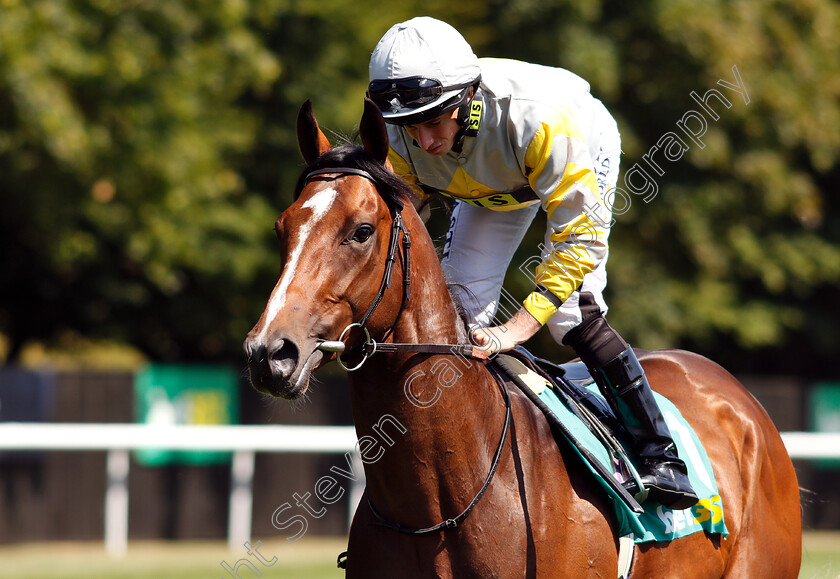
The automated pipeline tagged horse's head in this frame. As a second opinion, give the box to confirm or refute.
[243,99,412,398]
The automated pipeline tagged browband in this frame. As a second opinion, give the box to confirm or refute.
[304,167,403,210]
[305,167,376,183]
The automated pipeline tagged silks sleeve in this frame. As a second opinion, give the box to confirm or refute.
[520,107,609,325]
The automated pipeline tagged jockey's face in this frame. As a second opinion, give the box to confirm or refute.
[404,108,461,157]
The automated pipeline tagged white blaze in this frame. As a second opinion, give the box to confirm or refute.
[257,187,338,342]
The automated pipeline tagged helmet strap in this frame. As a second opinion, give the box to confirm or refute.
[451,117,468,154]
[451,84,480,154]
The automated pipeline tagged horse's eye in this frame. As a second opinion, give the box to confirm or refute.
[352,225,374,243]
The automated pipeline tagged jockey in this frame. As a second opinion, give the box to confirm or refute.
[367,17,698,510]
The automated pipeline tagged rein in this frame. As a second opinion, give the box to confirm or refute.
[368,375,511,534]
[304,165,507,538]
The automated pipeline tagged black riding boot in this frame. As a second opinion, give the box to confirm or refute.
[593,346,699,510]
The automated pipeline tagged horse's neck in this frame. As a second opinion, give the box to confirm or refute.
[348,211,504,523]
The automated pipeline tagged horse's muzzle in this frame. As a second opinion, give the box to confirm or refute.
[243,336,314,399]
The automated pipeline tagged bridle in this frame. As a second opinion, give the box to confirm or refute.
[305,167,410,367]
[308,169,411,332]
[301,165,510,537]
[306,167,490,371]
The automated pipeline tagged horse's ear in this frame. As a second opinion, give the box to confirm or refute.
[360,98,390,165]
[297,100,332,165]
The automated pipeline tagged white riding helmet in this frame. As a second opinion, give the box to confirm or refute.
[368,17,481,125]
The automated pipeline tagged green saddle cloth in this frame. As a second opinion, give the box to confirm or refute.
[532,372,729,543]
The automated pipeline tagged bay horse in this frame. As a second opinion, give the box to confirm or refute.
[244,99,801,577]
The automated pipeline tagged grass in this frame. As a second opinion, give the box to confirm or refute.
[802,531,840,579]
[0,537,348,579]
[0,532,835,578]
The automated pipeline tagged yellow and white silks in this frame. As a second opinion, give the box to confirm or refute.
[387,58,621,341]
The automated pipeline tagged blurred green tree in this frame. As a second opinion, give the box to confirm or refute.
[1,0,837,376]
[468,0,840,375]
[0,0,474,363]
[0,0,282,361]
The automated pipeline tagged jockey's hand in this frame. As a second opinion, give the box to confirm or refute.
[470,307,542,354]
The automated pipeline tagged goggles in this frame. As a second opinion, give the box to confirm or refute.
[367,76,475,112]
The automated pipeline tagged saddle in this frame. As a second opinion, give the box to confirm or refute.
[488,346,729,545]
[489,347,644,512]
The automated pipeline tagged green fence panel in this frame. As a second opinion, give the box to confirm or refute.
[134,364,239,466]
[810,382,840,469]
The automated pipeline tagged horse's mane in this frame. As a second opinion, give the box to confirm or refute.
[446,283,480,342]
[294,143,415,208]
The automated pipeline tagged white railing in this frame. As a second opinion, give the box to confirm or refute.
[0,423,835,558]
[0,423,362,558]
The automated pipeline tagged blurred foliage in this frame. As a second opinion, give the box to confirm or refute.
[488,0,840,374]
[0,0,282,361]
[0,0,837,375]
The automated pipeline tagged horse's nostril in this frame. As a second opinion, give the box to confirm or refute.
[270,340,299,378]
[244,340,266,362]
